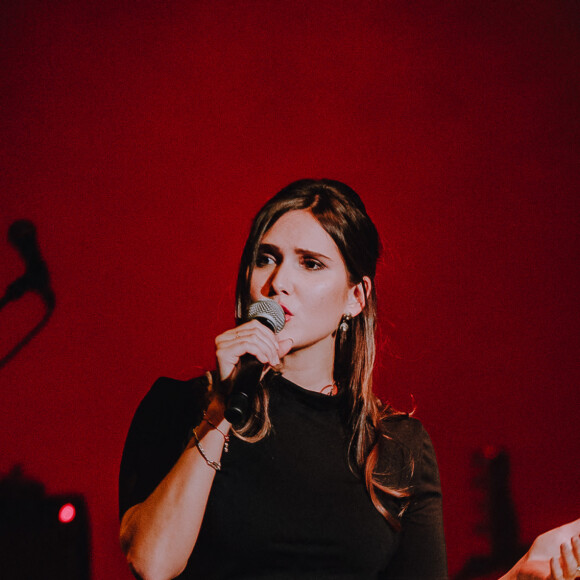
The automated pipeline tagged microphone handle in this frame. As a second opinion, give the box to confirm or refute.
[224,353,265,426]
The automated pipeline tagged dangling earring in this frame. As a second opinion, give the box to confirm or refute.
[339,313,352,333]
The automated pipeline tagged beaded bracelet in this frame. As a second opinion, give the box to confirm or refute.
[192,428,221,471]
[203,411,230,453]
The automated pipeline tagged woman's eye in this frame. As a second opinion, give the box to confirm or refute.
[302,257,325,270]
[255,253,275,267]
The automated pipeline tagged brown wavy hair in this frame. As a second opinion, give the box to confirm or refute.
[234,178,410,529]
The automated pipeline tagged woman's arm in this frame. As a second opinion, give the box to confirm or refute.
[119,320,293,580]
[119,397,230,580]
[381,420,448,579]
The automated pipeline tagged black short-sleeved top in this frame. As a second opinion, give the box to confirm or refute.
[119,373,447,579]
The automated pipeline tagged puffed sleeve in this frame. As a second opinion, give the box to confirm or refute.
[380,418,448,579]
[118,375,209,520]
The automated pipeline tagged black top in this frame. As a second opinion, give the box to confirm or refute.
[119,373,447,579]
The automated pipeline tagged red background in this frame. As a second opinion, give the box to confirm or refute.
[1,1,578,578]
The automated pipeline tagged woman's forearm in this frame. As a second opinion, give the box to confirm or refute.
[120,410,230,580]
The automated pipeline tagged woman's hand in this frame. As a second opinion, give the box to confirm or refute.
[215,320,293,385]
[500,519,580,580]
[550,536,580,580]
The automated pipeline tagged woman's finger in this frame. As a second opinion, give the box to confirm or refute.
[571,536,580,570]
[216,320,276,348]
[231,335,280,366]
[215,321,281,381]
[277,337,294,358]
[562,541,579,579]
[217,336,277,374]
[551,555,564,580]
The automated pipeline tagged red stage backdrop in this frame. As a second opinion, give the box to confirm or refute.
[1,1,578,578]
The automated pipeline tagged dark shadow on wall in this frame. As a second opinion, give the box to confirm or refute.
[454,447,528,579]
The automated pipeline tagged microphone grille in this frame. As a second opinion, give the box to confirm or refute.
[247,299,285,333]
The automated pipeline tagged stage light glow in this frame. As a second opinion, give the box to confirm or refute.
[58,503,76,523]
[482,444,499,460]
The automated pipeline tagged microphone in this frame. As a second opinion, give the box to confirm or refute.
[5,220,55,309]
[224,299,285,426]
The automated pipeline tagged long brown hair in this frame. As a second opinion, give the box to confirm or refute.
[234,179,410,529]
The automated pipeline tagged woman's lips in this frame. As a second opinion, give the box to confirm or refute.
[280,304,293,322]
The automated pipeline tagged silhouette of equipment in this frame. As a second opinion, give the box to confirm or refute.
[0,220,56,370]
[0,466,90,579]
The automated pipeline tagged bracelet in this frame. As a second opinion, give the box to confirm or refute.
[192,429,221,471]
[203,411,230,453]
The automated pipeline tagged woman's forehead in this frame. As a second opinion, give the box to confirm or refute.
[261,210,340,256]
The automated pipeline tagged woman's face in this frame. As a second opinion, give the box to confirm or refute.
[249,209,363,356]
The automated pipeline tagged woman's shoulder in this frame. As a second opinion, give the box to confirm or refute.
[380,412,428,448]
[144,373,210,402]
[118,373,213,519]
[146,373,212,401]
[129,373,212,440]
[377,413,440,490]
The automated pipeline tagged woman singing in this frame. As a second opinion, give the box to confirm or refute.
[119,179,447,579]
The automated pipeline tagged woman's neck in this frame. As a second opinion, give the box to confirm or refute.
[279,337,335,394]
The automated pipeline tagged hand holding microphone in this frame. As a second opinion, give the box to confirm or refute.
[215,299,292,426]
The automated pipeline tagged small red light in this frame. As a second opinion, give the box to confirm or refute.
[58,503,76,523]
[482,444,499,460]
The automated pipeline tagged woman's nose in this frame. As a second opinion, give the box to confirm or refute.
[268,262,292,296]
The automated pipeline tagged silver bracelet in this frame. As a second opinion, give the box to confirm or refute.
[192,428,221,471]
[203,411,230,453]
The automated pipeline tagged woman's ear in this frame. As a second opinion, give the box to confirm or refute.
[347,276,371,317]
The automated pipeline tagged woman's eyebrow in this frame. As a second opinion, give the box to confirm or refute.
[257,242,278,252]
[258,243,334,262]
[295,248,333,262]
[257,243,281,257]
